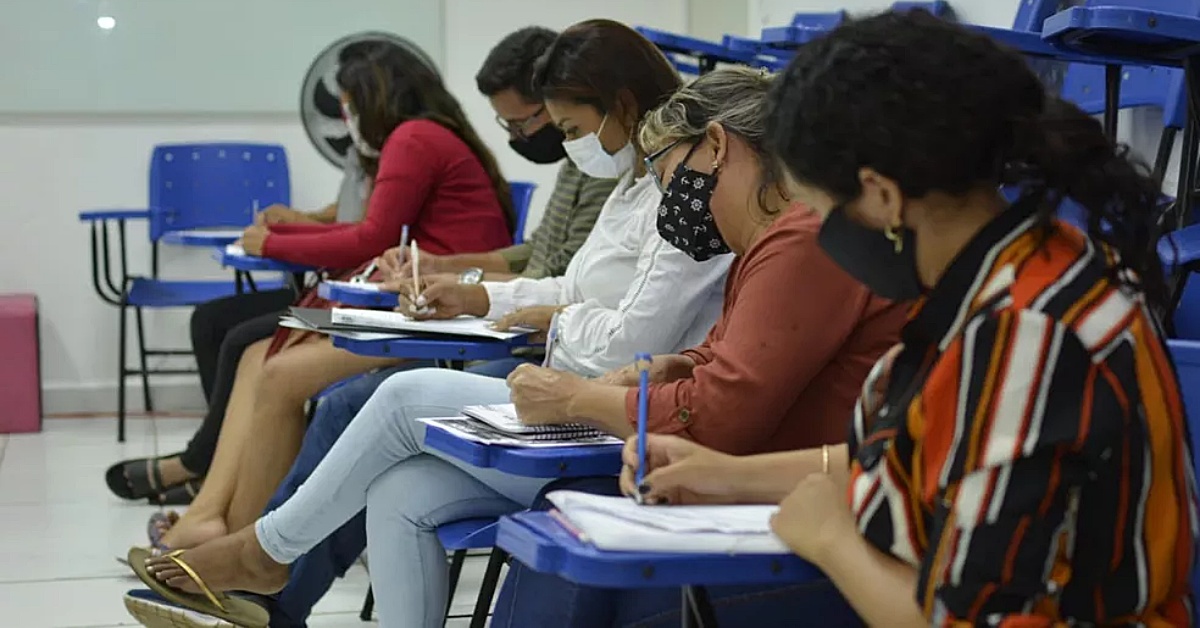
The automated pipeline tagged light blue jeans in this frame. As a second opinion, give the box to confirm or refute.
[254,367,551,628]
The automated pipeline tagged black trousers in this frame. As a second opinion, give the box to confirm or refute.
[180,288,295,475]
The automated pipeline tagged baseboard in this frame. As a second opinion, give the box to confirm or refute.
[42,376,206,415]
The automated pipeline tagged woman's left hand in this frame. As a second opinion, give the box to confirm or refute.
[492,305,563,342]
[241,225,269,256]
[507,364,585,426]
[769,473,857,567]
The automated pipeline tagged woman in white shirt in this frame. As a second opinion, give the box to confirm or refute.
[136,20,730,628]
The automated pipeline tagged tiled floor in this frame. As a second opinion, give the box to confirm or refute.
[0,417,494,627]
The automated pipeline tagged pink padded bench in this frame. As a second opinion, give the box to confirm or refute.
[0,294,41,433]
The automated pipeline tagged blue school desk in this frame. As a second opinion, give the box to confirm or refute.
[317,281,400,308]
[331,333,530,363]
[497,511,825,628]
[158,229,243,247]
[422,428,622,479]
[217,246,315,292]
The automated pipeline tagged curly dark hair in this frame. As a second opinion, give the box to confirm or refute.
[337,42,515,232]
[476,26,558,100]
[767,10,1167,310]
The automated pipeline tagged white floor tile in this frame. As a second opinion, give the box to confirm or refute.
[0,418,497,627]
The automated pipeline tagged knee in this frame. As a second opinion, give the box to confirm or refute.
[365,464,425,531]
[255,352,306,405]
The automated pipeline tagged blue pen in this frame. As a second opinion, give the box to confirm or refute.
[634,352,652,504]
[542,311,560,368]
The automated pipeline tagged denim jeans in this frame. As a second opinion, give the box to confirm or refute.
[255,365,548,628]
[490,478,865,628]
[266,357,536,626]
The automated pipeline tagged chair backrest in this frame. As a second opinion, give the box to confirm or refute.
[148,142,290,242]
[1175,279,1200,340]
[1165,339,1200,606]
[788,10,846,29]
[509,180,537,245]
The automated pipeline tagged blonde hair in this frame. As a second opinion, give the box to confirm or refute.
[638,66,773,154]
[639,67,783,209]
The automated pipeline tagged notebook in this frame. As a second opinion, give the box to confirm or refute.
[279,315,408,342]
[546,491,789,554]
[421,417,623,448]
[462,404,602,437]
[330,308,531,341]
[322,280,383,293]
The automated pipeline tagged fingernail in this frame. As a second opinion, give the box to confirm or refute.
[637,483,651,495]
[416,295,427,307]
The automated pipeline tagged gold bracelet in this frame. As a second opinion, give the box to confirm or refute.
[821,444,830,475]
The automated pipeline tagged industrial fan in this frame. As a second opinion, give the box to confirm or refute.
[300,31,440,168]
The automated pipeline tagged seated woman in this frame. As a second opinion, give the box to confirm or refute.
[132,59,907,628]
[103,41,382,506]
[502,12,1200,627]
[148,40,514,552]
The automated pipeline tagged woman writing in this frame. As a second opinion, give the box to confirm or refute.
[132,62,905,628]
[610,12,1197,627]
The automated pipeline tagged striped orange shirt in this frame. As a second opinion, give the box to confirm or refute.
[848,198,1199,626]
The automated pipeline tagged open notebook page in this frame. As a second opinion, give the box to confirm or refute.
[546,491,789,554]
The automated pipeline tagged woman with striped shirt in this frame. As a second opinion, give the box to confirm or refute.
[622,11,1198,627]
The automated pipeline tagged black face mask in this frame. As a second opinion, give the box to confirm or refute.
[509,125,566,164]
[817,205,923,301]
[656,159,731,262]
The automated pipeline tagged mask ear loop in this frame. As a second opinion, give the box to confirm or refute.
[884,224,904,254]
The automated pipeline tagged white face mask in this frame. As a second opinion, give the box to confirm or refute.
[342,102,381,158]
[562,113,635,179]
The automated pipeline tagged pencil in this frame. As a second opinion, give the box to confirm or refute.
[634,352,652,504]
[542,311,560,368]
[411,238,420,303]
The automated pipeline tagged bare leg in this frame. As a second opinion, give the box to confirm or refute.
[159,340,270,550]
[219,338,398,533]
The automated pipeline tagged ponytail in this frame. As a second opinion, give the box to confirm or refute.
[1006,97,1168,311]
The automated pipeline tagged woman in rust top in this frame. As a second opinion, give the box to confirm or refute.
[490,66,908,627]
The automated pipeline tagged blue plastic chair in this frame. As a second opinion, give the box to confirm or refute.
[1166,339,1200,610]
[359,517,504,626]
[79,142,291,441]
[509,180,537,245]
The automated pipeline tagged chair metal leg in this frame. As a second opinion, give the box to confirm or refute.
[681,586,718,628]
[359,586,374,621]
[468,548,507,628]
[445,549,467,619]
[134,306,153,413]
[117,300,128,442]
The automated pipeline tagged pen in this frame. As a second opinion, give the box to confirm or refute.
[548,509,589,543]
[634,352,652,505]
[542,311,560,368]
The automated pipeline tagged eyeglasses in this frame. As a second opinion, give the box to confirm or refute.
[495,106,546,140]
[644,138,701,193]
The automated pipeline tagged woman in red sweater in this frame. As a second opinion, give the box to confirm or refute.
[153,42,513,551]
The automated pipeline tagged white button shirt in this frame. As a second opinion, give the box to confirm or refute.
[483,171,731,377]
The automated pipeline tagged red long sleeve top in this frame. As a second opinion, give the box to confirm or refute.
[262,119,512,269]
[624,207,909,455]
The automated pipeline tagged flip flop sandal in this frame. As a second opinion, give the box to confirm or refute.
[147,512,178,551]
[127,547,268,628]
[124,588,236,628]
[106,455,177,501]
[148,479,203,507]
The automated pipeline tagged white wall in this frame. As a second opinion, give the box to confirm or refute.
[0,1,690,414]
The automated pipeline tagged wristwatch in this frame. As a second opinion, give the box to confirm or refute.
[459,267,484,285]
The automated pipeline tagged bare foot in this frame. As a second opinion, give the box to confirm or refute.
[159,514,227,550]
[145,525,288,595]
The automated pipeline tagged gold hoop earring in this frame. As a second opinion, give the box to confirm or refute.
[884,225,904,254]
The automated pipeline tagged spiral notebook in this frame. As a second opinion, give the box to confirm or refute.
[420,417,623,447]
[462,404,602,438]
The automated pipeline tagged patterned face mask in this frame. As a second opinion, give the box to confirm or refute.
[655,145,731,262]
